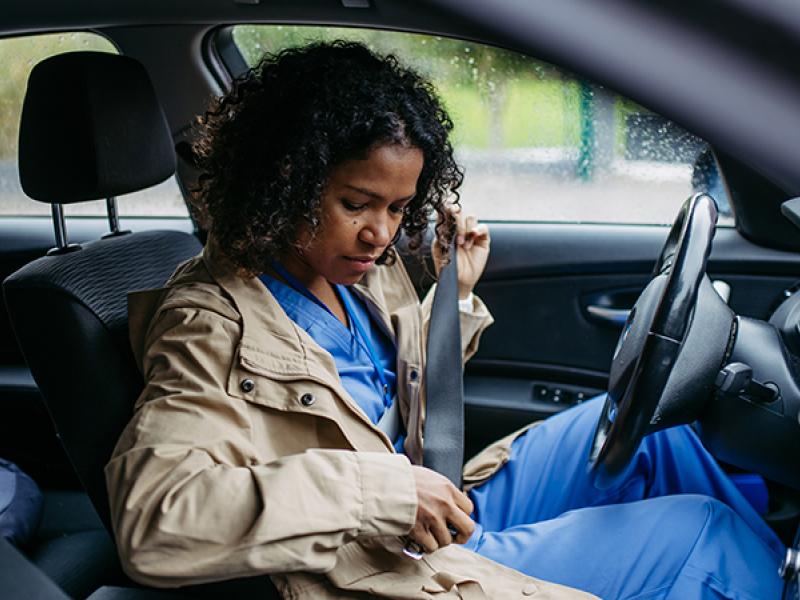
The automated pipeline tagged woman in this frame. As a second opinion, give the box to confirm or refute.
[106,42,784,599]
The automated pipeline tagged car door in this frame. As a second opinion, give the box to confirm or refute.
[465,221,800,457]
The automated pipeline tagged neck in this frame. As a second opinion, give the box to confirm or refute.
[275,250,342,314]
[275,251,349,326]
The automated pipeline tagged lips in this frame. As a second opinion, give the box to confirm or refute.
[343,255,377,273]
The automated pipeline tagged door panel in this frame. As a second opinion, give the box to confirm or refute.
[476,273,648,373]
[464,222,800,458]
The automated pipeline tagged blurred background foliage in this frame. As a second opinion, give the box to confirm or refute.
[0,27,645,160]
[232,25,641,153]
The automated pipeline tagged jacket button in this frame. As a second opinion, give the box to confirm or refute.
[300,393,315,406]
[409,369,419,381]
[522,583,538,596]
[240,379,255,393]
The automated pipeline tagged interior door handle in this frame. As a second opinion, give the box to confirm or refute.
[586,280,731,327]
[586,305,630,325]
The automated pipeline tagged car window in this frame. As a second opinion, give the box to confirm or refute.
[230,25,733,226]
[0,32,188,218]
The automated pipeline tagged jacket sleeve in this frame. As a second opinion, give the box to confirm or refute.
[421,284,494,363]
[105,305,417,588]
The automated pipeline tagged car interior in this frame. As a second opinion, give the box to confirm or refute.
[2,1,800,598]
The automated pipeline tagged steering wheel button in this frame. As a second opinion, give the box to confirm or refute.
[533,384,550,400]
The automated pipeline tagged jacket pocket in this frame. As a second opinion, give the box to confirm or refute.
[237,342,310,380]
[228,344,327,412]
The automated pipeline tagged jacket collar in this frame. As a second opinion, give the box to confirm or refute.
[205,238,397,335]
[201,240,325,375]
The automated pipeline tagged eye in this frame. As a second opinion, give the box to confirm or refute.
[341,199,367,212]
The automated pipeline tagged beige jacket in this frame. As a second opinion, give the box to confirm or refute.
[105,242,596,600]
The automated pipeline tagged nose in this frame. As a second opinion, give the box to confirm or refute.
[359,212,392,247]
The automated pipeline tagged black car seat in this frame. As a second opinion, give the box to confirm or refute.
[4,50,198,533]
[1,535,184,600]
[3,50,281,600]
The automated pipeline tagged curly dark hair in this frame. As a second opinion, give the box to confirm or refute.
[193,40,463,276]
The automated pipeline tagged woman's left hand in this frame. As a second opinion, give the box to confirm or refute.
[433,206,491,300]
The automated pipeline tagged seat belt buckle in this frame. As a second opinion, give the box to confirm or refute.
[402,539,424,560]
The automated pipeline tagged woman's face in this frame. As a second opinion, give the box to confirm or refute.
[290,143,424,287]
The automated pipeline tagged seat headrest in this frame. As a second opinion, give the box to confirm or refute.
[18,51,176,204]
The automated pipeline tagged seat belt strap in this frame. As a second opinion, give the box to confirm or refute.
[422,240,464,488]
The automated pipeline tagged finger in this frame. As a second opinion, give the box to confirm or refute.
[469,223,490,248]
[460,213,482,247]
[453,489,474,516]
[447,511,476,545]
[428,517,453,550]
[465,215,477,234]
[461,216,479,250]
[455,211,467,245]
[473,222,490,239]
[410,525,439,554]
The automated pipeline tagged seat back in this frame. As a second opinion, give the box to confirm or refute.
[4,232,201,528]
[2,51,201,529]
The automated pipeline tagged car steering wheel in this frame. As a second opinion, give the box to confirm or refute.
[588,193,728,487]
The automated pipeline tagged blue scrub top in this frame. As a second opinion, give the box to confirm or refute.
[260,273,406,452]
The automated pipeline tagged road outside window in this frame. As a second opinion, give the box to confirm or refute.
[232,26,733,225]
[0,32,188,218]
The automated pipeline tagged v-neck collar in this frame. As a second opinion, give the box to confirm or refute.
[260,273,357,357]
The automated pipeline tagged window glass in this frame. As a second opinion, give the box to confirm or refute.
[0,32,188,218]
[231,25,733,225]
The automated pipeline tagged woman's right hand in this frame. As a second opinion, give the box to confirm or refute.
[409,465,475,553]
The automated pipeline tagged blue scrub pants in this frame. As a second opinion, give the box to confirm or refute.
[464,396,785,600]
